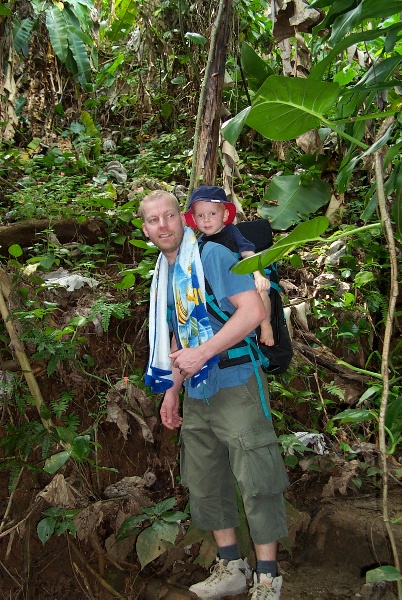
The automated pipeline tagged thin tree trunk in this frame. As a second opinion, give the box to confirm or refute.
[374,117,401,599]
[189,0,232,195]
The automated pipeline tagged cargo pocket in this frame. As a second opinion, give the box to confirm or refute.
[237,428,289,496]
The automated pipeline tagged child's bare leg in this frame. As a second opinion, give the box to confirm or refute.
[259,291,274,346]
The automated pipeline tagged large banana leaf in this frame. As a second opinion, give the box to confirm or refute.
[246,76,339,141]
[108,0,139,42]
[241,43,273,92]
[222,76,339,145]
[258,174,331,230]
[13,18,34,55]
[45,5,69,62]
[221,107,251,146]
[335,56,402,120]
[64,0,94,28]
[309,23,402,81]
[328,0,402,46]
[67,29,92,84]
[231,217,330,275]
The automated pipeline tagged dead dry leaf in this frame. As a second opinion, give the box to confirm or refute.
[73,500,105,541]
[37,474,85,509]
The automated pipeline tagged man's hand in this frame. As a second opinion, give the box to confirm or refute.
[160,389,183,429]
[253,272,270,293]
[169,346,207,378]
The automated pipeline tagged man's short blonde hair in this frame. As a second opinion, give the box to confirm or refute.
[138,190,180,219]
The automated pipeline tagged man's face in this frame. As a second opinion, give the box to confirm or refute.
[142,195,185,262]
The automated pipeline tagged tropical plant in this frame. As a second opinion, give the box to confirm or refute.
[13,0,96,86]
[116,497,189,569]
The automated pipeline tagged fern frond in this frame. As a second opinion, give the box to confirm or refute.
[324,382,345,400]
[89,299,131,331]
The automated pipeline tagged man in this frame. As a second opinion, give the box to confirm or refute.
[140,188,288,600]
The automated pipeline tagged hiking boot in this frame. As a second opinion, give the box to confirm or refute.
[189,558,247,599]
[249,572,283,600]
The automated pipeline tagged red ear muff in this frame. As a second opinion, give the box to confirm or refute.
[185,211,198,229]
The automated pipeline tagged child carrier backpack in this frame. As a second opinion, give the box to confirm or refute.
[200,218,293,375]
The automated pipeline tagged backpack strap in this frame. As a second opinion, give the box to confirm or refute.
[200,252,271,419]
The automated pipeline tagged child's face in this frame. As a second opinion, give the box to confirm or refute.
[192,201,229,235]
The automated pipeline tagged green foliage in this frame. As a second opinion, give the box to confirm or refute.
[366,565,402,583]
[13,0,95,86]
[89,298,131,331]
[127,129,192,181]
[37,507,81,545]
[116,497,189,569]
[258,175,331,230]
[232,217,330,274]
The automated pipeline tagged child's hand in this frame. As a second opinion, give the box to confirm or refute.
[254,273,270,293]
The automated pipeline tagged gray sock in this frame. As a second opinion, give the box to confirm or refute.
[218,544,240,562]
[257,560,277,578]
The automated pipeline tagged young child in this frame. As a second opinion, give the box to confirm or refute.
[185,185,274,346]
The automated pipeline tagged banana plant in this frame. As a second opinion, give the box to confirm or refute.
[13,0,96,86]
[222,0,402,231]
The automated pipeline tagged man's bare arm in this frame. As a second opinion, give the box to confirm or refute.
[160,334,184,429]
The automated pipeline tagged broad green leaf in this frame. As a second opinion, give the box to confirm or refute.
[42,506,67,517]
[386,396,402,429]
[116,514,146,542]
[309,24,402,81]
[145,497,176,515]
[93,196,114,209]
[0,4,12,15]
[241,42,273,92]
[221,107,251,146]
[232,217,329,274]
[13,18,34,54]
[245,76,339,141]
[64,0,93,30]
[384,141,402,170]
[332,408,377,423]
[44,450,72,474]
[329,0,402,46]
[129,239,159,253]
[354,271,375,287]
[8,244,23,258]
[152,521,179,543]
[108,0,138,42]
[68,315,88,328]
[67,29,92,83]
[171,76,187,85]
[357,385,381,404]
[71,435,90,461]
[161,511,189,523]
[55,519,77,536]
[46,5,69,62]
[258,175,331,230]
[161,103,172,118]
[37,517,55,544]
[115,273,135,289]
[366,565,402,583]
[185,32,207,45]
[136,525,173,570]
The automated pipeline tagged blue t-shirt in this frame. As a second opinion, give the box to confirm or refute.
[168,242,258,399]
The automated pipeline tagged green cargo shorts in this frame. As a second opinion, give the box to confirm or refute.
[180,370,289,544]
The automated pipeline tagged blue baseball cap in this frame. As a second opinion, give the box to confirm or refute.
[185,185,237,229]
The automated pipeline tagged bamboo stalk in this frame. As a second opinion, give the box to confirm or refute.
[0,267,53,430]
